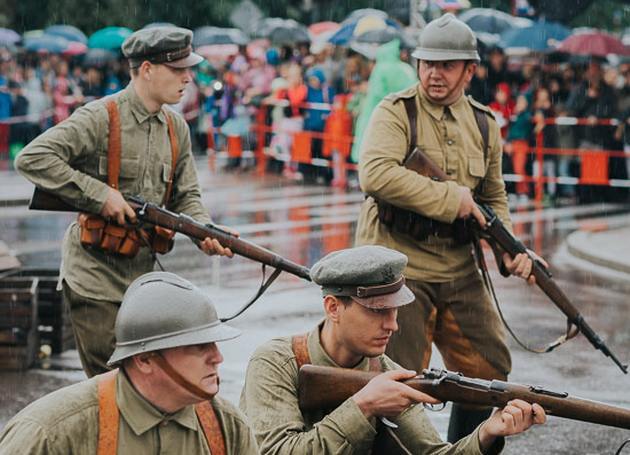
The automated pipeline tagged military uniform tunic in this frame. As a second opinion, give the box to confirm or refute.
[0,371,258,454]
[240,324,503,454]
[15,84,211,303]
[355,84,512,283]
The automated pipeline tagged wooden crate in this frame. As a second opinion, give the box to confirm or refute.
[4,268,74,354]
[0,277,39,369]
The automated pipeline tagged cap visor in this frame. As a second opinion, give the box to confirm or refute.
[107,321,241,365]
[351,283,415,309]
[164,51,204,68]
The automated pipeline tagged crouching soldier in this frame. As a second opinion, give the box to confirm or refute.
[240,246,545,454]
[0,271,258,454]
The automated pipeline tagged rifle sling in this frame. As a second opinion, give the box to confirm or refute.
[472,235,578,354]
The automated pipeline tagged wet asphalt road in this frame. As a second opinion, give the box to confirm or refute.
[1,167,629,454]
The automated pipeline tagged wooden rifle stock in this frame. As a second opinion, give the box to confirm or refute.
[298,365,630,430]
[28,188,311,282]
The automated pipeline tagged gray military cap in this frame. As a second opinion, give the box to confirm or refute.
[108,271,240,365]
[311,246,415,309]
[122,26,203,69]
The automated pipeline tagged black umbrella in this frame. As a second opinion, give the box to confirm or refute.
[254,18,309,45]
[193,26,249,47]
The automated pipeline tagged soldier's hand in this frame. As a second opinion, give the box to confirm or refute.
[478,400,546,451]
[352,370,440,419]
[100,188,137,225]
[502,249,549,285]
[457,186,486,228]
[198,225,238,258]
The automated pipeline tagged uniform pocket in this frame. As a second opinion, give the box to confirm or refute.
[468,156,485,178]
[98,156,140,179]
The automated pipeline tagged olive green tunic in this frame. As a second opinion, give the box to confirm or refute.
[15,84,211,302]
[239,324,502,454]
[355,85,512,283]
[0,371,258,454]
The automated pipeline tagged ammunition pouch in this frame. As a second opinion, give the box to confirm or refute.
[78,213,174,257]
[376,200,472,244]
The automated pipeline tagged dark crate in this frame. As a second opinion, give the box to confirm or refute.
[0,277,39,369]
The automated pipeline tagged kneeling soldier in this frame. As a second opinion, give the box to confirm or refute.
[0,272,258,454]
[240,246,545,454]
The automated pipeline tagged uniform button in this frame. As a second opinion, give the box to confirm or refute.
[161,420,169,427]
[446,139,454,146]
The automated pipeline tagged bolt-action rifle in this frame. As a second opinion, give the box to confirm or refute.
[28,187,311,320]
[298,364,630,430]
[390,147,627,374]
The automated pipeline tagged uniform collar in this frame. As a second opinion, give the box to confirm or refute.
[418,87,467,122]
[124,83,167,125]
[307,321,373,371]
[116,370,199,436]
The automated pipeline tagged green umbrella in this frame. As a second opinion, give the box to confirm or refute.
[88,26,133,51]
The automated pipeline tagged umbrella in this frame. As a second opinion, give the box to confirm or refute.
[499,20,571,53]
[143,22,177,29]
[23,34,70,53]
[556,31,630,58]
[88,26,133,51]
[345,8,388,23]
[329,15,400,46]
[354,26,404,45]
[459,8,532,36]
[0,28,20,45]
[196,44,239,60]
[193,26,248,47]
[308,21,340,38]
[435,0,470,11]
[63,41,88,56]
[254,18,309,45]
[82,48,118,67]
[45,25,87,44]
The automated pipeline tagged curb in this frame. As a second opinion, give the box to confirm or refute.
[566,229,630,276]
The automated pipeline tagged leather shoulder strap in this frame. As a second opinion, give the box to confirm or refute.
[163,112,180,207]
[106,100,121,190]
[195,401,227,455]
[97,369,120,455]
[401,97,418,160]
[292,334,310,369]
[471,105,490,163]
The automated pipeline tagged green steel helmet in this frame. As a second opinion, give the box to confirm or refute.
[108,272,240,365]
[412,13,480,62]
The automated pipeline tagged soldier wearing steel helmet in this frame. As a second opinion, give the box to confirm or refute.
[0,272,258,454]
[355,13,548,441]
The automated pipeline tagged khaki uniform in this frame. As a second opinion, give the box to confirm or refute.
[0,371,258,454]
[355,85,511,379]
[239,324,503,454]
[15,84,211,376]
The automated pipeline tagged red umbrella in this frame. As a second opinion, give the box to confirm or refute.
[556,31,630,57]
[308,21,340,37]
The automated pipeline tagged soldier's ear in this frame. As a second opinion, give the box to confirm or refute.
[323,295,342,322]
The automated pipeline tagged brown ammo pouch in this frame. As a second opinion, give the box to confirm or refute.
[375,96,489,244]
[79,100,179,257]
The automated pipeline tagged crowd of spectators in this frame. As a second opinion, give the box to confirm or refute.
[1,37,629,201]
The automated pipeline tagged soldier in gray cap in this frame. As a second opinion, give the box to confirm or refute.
[354,13,548,440]
[0,271,258,454]
[240,246,545,454]
[15,26,235,378]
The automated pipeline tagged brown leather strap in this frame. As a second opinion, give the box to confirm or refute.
[292,334,310,370]
[195,401,227,455]
[402,97,418,161]
[106,100,121,190]
[151,352,216,400]
[97,369,120,455]
[471,105,490,162]
[163,112,179,207]
[292,333,383,372]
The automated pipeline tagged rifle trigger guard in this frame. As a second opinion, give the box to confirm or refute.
[423,402,446,412]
